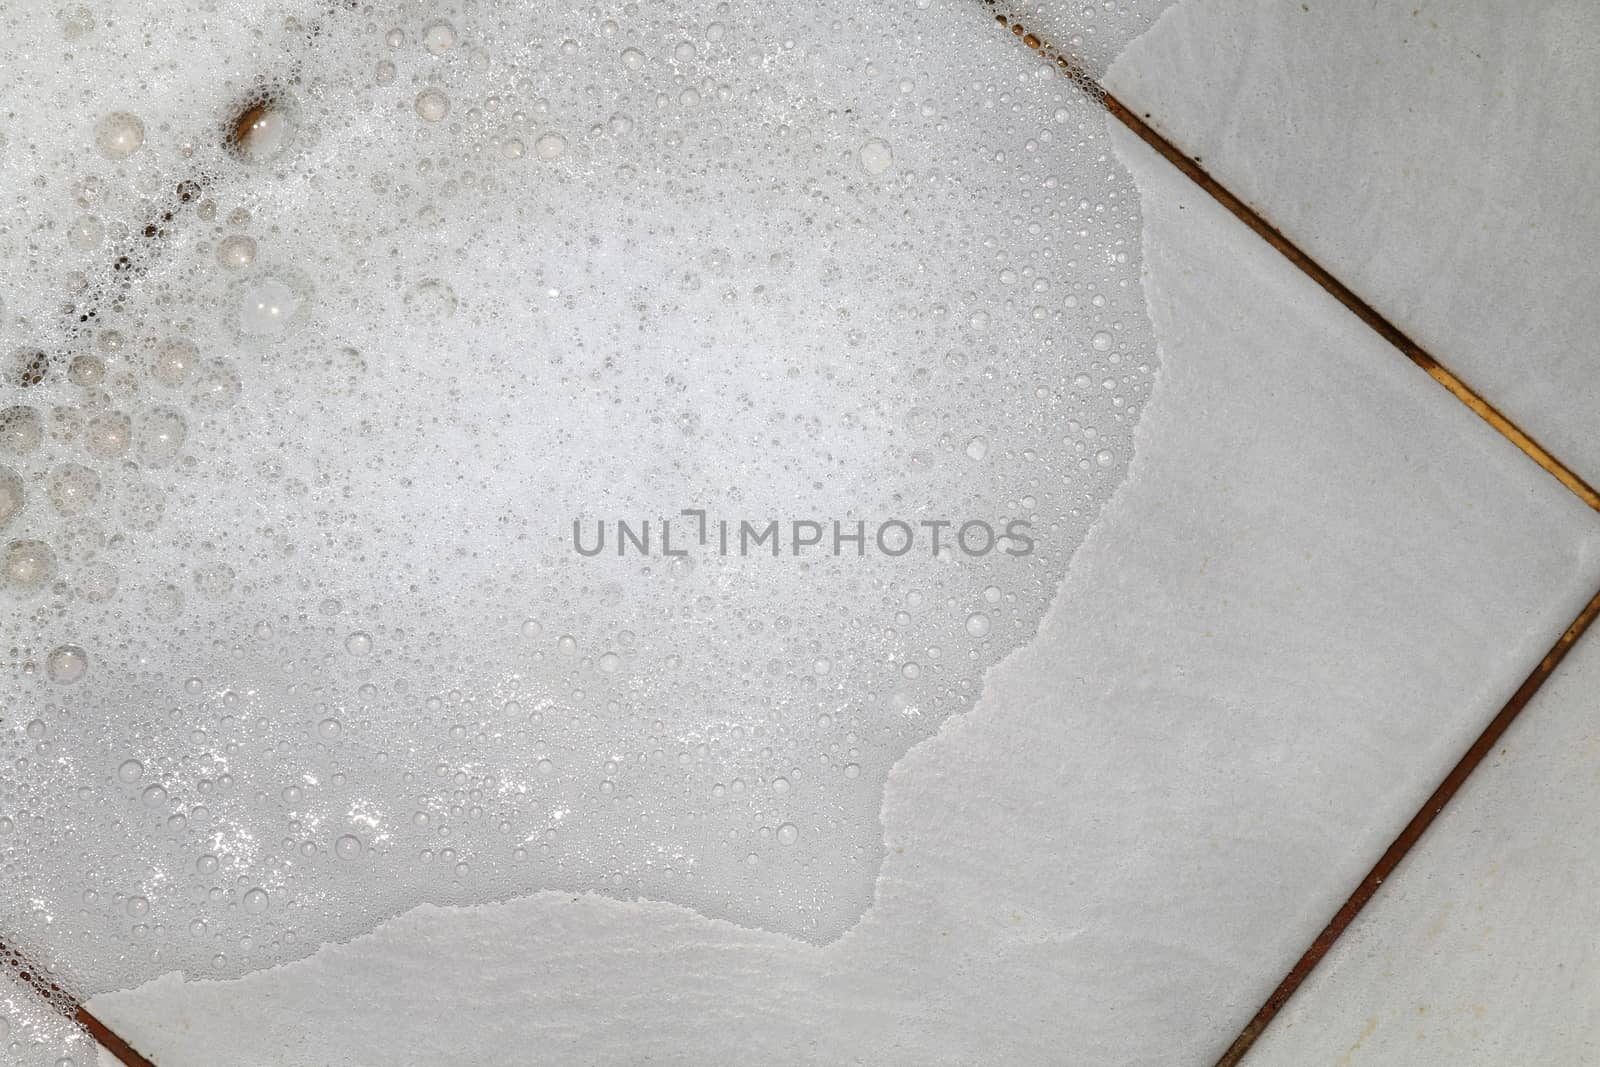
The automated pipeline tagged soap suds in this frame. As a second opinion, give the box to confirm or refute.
[0,0,1163,1036]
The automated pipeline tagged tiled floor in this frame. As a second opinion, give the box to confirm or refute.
[9,1,1600,1064]
[1246,612,1600,1064]
[1099,0,1600,488]
[82,120,1600,1065]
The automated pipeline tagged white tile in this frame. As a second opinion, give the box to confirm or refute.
[1246,617,1600,1065]
[1089,0,1600,484]
[87,116,1600,1067]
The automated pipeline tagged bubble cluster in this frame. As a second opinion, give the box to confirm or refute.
[0,0,1158,1018]
[0,943,98,1066]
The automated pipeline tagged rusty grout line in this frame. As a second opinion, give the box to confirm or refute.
[978,3,1600,1062]
[984,3,1600,515]
[77,1005,159,1067]
[1214,579,1600,1065]
[2,956,157,1067]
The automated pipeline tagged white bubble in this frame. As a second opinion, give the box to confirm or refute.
[150,338,198,385]
[68,353,105,387]
[422,20,458,55]
[45,644,89,684]
[776,822,799,845]
[217,235,258,271]
[345,631,373,655]
[334,834,362,860]
[191,359,242,408]
[2,538,55,595]
[415,89,452,123]
[965,612,992,638]
[242,887,270,914]
[117,759,144,784]
[47,463,100,515]
[148,583,184,619]
[534,132,567,161]
[93,112,145,160]
[1091,330,1113,352]
[236,275,306,338]
[404,278,458,318]
[85,410,131,458]
[68,215,104,250]
[0,405,43,454]
[859,138,894,176]
[136,407,188,467]
[59,4,95,37]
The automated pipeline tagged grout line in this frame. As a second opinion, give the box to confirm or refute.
[983,4,1600,515]
[2,952,157,1067]
[78,1006,160,1067]
[1212,578,1600,1066]
[977,3,1600,1062]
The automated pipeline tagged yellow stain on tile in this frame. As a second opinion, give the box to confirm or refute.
[1337,1014,1381,1065]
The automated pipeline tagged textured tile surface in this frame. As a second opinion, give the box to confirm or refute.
[1247,621,1600,1065]
[1101,0,1600,483]
[86,113,1600,1067]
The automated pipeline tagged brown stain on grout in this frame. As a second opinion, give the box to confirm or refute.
[984,2,1600,514]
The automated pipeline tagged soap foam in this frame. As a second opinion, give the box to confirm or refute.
[0,0,1158,1008]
